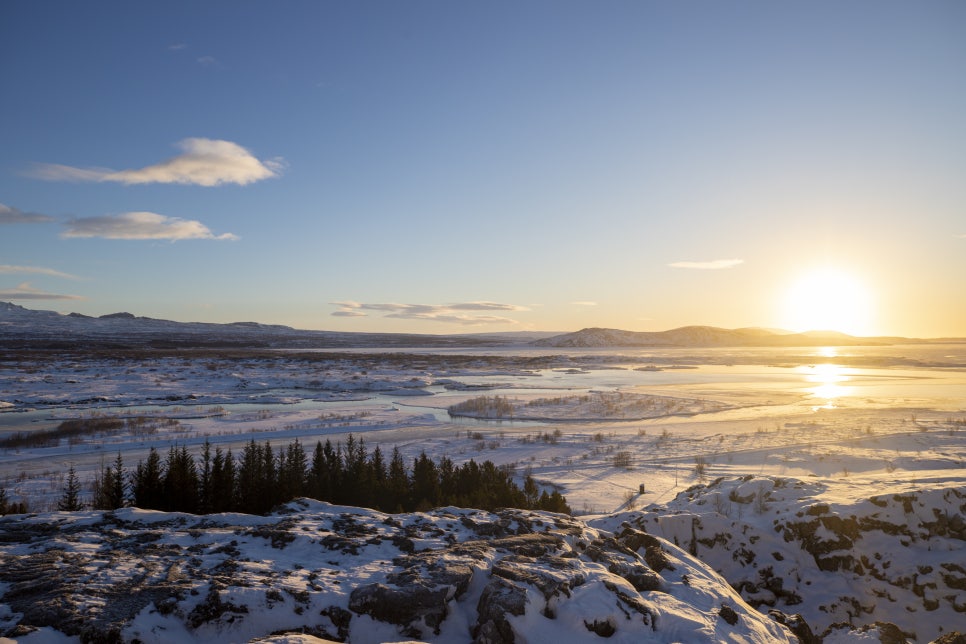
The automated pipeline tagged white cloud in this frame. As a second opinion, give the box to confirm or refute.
[330,301,527,325]
[571,301,598,306]
[197,56,220,67]
[0,282,83,301]
[0,265,79,280]
[668,259,744,270]
[62,212,238,241]
[0,203,55,224]
[30,138,283,187]
[169,43,188,51]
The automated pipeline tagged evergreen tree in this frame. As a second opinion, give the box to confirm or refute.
[386,447,409,512]
[308,441,329,501]
[91,456,112,510]
[0,486,8,515]
[279,439,307,502]
[58,464,83,511]
[341,435,369,507]
[132,447,165,509]
[210,446,235,513]
[537,490,571,514]
[368,445,387,510]
[109,451,126,509]
[198,440,213,514]
[236,440,262,513]
[163,445,199,512]
[411,452,440,511]
[258,441,278,512]
[524,475,539,508]
[91,452,126,510]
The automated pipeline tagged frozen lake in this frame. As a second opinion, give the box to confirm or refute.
[1,343,964,514]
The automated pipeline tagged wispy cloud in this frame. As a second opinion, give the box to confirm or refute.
[29,138,284,187]
[0,265,80,280]
[0,203,56,225]
[331,301,527,325]
[668,259,744,270]
[0,282,84,301]
[571,301,598,307]
[62,212,238,241]
[196,55,220,68]
[168,43,188,51]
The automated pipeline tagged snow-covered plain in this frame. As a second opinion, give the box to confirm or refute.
[2,339,965,642]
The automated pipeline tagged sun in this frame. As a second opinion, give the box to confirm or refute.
[781,267,874,336]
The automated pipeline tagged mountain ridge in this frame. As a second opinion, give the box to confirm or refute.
[533,325,932,348]
[2,301,962,349]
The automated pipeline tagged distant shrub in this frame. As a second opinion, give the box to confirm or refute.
[612,451,633,468]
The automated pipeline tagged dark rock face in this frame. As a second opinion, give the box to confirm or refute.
[768,610,820,644]
[474,577,528,644]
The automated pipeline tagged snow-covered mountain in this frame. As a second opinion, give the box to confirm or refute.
[1,501,799,643]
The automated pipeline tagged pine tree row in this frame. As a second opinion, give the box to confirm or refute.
[76,435,571,516]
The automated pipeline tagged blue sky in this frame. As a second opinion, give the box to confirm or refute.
[2,1,964,336]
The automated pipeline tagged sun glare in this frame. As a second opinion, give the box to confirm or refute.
[782,268,874,336]
[800,363,853,409]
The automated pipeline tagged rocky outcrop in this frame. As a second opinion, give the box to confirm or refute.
[0,501,795,643]
[611,476,966,644]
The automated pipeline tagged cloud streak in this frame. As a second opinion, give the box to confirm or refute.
[668,259,744,270]
[30,138,283,187]
[0,265,80,280]
[571,301,598,306]
[62,212,238,241]
[0,203,56,225]
[0,283,84,301]
[331,301,527,325]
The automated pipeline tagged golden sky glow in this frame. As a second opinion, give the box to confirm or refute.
[781,268,875,336]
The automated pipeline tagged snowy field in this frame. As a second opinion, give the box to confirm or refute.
[1,344,965,641]
[2,344,964,516]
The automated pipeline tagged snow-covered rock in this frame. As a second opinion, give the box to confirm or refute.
[594,476,966,643]
[0,501,796,643]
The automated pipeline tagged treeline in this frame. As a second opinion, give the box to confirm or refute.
[66,435,570,516]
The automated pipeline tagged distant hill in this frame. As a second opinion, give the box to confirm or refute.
[533,325,905,348]
[3,302,959,350]
[0,301,498,349]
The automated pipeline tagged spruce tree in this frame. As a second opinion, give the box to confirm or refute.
[411,452,440,511]
[257,441,277,512]
[308,441,328,501]
[236,440,261,513]
[368,445,387,510]
[198,440,213,514]
[132,447,164,509]
[279,439,307,502]
[91,456,112,510]
[94,452,127,510]
[210,446,235,513]
[58,464,83,511]
[386,447,409,512]
[163,445,199,512]
[109,451,126,509]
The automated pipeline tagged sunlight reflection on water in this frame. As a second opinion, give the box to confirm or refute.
[800,362,853,408]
